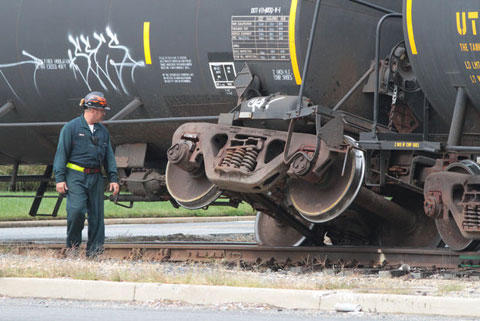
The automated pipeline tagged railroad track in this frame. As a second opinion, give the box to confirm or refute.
[3,241,480,270]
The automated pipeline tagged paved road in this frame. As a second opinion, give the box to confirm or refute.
[0,221,254,242]
[0,298,474,321]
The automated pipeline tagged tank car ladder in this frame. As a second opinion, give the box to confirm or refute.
[28,165,64,217]
[0,165,64,217]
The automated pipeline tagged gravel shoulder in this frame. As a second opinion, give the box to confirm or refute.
[1,252,478,297]
[1,251,480,317]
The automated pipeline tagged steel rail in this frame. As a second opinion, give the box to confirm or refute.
[3,242,479,269]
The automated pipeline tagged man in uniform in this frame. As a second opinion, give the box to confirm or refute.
[53,91,120,257]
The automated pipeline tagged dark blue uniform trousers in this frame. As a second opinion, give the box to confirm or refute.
[65,168,105,256]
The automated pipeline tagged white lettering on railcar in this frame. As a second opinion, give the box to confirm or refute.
[38,58,70,71]
[162,73,194,84]
[251,7,281,15]
[272,69,293,81]
[159,56,192,70]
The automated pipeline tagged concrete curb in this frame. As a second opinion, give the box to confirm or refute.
[1,277,480,317]
[0,216,256,228]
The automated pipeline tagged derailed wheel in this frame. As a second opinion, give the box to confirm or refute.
[165,162,221,209]
[255,212,313,246]
[287,136,365,223]
[436,217,480,251]
[434,160,480,251]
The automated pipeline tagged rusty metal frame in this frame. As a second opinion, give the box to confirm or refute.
[424,170,480,240]
[169,122,339,194]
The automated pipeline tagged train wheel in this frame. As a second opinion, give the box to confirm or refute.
[287,136,365,223]
[165,161,221,209]
[434,160,480,251]
[254,212,313,246]
[436,217,480,251]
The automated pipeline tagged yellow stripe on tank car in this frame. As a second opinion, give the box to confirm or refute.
[143,22,152,65]
[289,0,302,85]
[406,0,418,55]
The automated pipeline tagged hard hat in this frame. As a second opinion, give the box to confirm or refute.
[79,91,110,110]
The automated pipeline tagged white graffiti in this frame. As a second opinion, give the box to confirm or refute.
[67,26,145,95]
[0,50,44,103]
[247,97,266,112]
[247,96,285,112]
[0,27,143,102]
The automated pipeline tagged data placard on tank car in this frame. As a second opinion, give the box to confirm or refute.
[209,63,237,89]
[231,15,290,61]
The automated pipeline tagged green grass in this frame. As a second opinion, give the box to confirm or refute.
[0,165,255,220]
[0,191,255,221]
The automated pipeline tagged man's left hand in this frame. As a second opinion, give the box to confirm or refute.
[109,182,120,196]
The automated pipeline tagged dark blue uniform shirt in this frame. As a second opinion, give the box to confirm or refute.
[53,115,119,183]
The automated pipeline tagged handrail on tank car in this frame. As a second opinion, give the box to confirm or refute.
[0,115,220,127]
[332,64,375,111]
[332,2,399,111]
[283,0,323,168]
[372,13,402,136]
[295,0,322,114]
[347,0,398,15]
